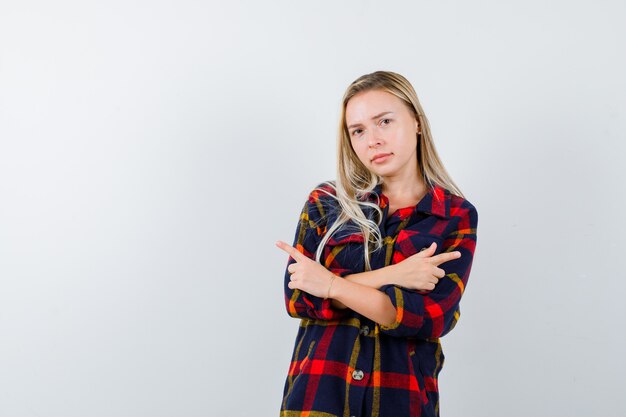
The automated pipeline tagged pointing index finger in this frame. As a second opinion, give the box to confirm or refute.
[275,240,305,262]
[429,251,462,266]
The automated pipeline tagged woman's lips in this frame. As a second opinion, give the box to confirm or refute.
[372,153,392,164]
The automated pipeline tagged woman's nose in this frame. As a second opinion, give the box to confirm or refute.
[368,127,384,147]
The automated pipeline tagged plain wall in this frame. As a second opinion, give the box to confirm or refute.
[1,0,625,416]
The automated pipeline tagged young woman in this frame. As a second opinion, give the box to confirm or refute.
[275,71,478,417]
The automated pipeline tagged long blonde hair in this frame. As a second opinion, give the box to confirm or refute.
[314,71,464,271]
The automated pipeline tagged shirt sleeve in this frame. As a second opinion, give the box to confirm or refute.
[283,192,351,321]
[378,202,478,339]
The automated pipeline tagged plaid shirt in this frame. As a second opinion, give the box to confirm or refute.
[280,180,478,417]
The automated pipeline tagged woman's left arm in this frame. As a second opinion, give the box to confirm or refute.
[377,202,479,339]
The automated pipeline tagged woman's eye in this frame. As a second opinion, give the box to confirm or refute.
[352,129,362,136]
[381,118,391,125]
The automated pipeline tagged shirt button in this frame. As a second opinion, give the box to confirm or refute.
[352,369,364,381]
[359,325,370,336]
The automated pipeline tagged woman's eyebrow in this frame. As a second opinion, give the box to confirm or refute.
[347,111,395,129]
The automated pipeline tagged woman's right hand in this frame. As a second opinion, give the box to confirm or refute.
[388,242,461,291]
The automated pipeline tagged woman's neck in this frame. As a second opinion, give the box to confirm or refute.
[381,176,427,203]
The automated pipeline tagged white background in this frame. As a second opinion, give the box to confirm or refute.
[1,1,625,416]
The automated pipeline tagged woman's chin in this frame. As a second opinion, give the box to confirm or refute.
[370,166,396,177]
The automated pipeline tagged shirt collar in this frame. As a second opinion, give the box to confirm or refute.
[368,181,451,219]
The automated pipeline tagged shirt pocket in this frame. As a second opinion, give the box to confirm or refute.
[289,338,318,400]
[322,226,366,276]
[411,339,444,410]
[392,230,444,264]
[299,340,316,373]
[407,339,427,400]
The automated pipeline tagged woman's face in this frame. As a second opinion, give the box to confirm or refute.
[345,89,419,179]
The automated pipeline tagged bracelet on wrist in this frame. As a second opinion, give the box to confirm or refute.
[325,273,337,300]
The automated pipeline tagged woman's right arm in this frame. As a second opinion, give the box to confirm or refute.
[330,268,389,309]
[283,196,351,320]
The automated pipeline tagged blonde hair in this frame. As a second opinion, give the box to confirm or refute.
[314,70,464,271]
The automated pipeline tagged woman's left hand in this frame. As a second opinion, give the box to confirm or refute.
[275,240,336,299]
